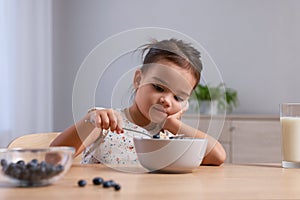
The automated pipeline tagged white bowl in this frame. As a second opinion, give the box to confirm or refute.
[133,137,207,173]
[0,147,75,187]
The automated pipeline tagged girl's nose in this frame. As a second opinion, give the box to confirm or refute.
[159,96,171,107]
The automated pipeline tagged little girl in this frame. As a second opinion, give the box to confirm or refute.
[50,39,226,166]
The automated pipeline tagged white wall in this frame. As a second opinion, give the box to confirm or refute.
[52,0,300,131]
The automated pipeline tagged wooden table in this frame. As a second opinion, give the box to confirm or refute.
[1,163,300,200]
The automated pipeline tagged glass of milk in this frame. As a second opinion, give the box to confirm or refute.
[280,103,300,168]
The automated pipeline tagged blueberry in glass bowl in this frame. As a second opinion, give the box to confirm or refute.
[0,147,75,187]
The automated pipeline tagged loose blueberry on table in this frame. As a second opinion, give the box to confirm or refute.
[92,177,104,185]
[78,179,87,187]
[77,177,121,191]
[114,184,121,191]
[103,180,114,188]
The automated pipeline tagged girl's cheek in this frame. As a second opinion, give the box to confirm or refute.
[171,105,182,115]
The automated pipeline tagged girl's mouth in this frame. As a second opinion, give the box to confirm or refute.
[153,107,166,114]
[149,105,168,123]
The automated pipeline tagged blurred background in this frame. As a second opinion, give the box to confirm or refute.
[1,0,300,147]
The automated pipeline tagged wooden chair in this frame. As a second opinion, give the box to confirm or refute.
[7,132,82,164]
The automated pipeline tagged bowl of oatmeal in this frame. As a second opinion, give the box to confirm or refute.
[133,136,207,173]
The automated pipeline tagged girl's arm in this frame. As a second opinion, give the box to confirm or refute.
[50,115,101,157]
[50,108,124,157]
[163,117,227,166]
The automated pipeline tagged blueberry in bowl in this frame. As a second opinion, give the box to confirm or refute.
[0,147,75,187]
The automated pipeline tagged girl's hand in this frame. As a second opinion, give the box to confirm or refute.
[87,109,124,133]
[163,101,189,132]
[168,101,189,120]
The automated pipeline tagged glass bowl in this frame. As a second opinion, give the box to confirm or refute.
[0,147,75,187]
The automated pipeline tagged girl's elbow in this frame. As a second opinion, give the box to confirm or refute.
[214,152,226,166]
[49,138,60,147]
[201,150,227,166]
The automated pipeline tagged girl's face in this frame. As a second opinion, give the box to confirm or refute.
[131,59,197,126]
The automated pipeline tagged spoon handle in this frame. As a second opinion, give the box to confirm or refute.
[122,127,152,138]
[85,119,152,138]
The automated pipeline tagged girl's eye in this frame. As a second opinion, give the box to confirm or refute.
[152,84,164,92]
[174,96,184,102]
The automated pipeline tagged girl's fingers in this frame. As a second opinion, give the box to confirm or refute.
[107,109,118,132]
[99,111,110,130]
[108,110,124,133]
[88,109,124,133]
[182,101,189,112]
[115,111,124,133]
[94,113,102,128]
[89,112,101,128]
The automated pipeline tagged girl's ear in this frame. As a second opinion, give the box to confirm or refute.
[133,69,142,89]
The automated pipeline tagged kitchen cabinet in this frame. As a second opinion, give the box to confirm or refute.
[182,115,281,163]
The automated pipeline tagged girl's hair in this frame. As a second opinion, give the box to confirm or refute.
[140,38,203,88]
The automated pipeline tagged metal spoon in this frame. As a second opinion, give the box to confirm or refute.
[85,118,152,138]
[124,128,187,139]
[122,127,152,138]
[85,118,184,139]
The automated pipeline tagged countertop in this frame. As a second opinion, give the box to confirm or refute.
[1,163,299,200]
